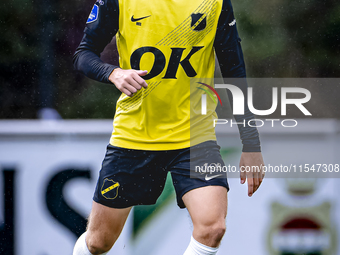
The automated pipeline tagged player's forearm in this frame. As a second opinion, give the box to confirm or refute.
[216,43,261,152]
[73,45,118,84]
[224,79,261,152]
[234,110,261,152]
[223,76,261,152]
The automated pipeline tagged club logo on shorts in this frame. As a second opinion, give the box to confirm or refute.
[101,178,120,199]
[191,13,207,31]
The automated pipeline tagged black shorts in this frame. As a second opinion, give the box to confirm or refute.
[93,140,229,209]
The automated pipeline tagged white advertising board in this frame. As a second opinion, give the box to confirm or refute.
[0,119,339,255]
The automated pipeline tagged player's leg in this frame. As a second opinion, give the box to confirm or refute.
[73,201,131,255]
[74,144,170,254]
[86,202,132,254]
[169,140,229,254]
[182,185,228,254]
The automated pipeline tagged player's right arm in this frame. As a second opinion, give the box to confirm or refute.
[73,0,147,96]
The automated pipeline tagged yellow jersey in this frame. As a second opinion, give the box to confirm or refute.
[73,0,261,151]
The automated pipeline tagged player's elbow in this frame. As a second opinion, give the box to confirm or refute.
[72,50,82,71]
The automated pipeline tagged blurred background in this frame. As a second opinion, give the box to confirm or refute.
[0,0,339,119]
[0,0,340,254]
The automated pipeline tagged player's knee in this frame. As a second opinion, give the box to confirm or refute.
[208,223,226,242]
[87,242,112,255]
[86,236,113,255]
[197,220,226,243]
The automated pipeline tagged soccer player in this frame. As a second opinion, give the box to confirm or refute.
[72,0,265,254]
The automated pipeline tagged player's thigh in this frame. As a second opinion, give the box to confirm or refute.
[170,140,229,209]
[86,201,131,247]
[182,185,228,227]
[94,144,169,208]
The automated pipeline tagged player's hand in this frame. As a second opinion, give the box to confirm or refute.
[109,68,148,97]
[239,152,265,197]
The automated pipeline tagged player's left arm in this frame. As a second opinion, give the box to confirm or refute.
[214,0,265,197]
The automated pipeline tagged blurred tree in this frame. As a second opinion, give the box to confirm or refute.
[0,0,40,118]
[0,0,121,119]
[234,0,340,77]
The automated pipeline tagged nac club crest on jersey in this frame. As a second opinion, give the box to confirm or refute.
[87,4,99,24]
[101,178,120,199]
[191,13,207,31]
